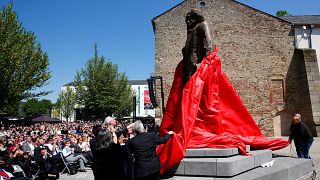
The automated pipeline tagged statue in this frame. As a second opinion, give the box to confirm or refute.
[182,9,213,85]
[157,9,289,174]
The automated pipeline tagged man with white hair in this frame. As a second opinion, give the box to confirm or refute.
[128,121,173,180]
[104,116,133,138]
[103,116,116,128]
[289,113,314,159]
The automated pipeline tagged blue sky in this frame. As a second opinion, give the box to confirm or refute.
[1,0,319,102]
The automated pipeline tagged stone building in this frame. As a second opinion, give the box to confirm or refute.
[282,15,320,72]
[152,0,320,136]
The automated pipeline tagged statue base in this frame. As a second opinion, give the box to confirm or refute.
[162,147,312,180]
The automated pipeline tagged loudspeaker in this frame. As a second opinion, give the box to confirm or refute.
[147,78,158,108]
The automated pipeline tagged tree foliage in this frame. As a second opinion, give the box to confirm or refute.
[0,3,51,115]
[75,44,133,120]
[59,86,77,122]
[22,99,52,117]
[276,10,290,17]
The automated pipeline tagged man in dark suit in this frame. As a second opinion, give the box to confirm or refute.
[36,147,59,179]
[128,121,173,180]
[34,138,51,160]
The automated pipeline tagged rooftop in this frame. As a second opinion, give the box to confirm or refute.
[281,15,320,25]
[128,80,148,85]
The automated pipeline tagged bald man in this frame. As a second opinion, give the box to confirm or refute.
[289,113,314,159]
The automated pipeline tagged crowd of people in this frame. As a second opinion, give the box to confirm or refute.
[0,117,166,180]
[0,121,104,179]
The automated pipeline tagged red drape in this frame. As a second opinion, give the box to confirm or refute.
[157,48,289,174]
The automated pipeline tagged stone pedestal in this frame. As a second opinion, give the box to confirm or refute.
[162,147,313,180]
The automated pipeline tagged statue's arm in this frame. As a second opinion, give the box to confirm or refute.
[201,21,213,55]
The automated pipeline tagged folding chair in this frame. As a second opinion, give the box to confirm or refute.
[12,165,26,177]
[60,152,77,174]
[30,160,40,179]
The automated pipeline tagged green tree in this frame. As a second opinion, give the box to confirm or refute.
[22,99,52,117]
[59,86,77,122]
[75,44,133,120]
[0,3,51,115]
[51,98,61,119]
[276,10,290,17]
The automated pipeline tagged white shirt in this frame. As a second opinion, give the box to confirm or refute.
[62,146,73,157]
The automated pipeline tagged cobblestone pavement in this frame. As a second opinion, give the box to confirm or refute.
[59,137,319,180]
[273,137,319,180]
[60,168,94,180]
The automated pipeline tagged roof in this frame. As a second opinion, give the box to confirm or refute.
[29,114,62,123]
[281,15,320,25]
[128,80,148,85]
[151,0,290,31]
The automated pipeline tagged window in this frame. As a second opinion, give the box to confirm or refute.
[199,1,206,7]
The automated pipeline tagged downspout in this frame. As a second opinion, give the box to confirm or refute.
[308,25,313,49]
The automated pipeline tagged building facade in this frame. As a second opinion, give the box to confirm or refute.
[282,15,320,71]
[152,0,320,136]
[60,81,155,122]
[129,80,156,117]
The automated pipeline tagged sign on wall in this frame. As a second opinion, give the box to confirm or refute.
[144,88,154,110]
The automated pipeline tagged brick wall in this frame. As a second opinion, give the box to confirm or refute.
[153,0,296,136]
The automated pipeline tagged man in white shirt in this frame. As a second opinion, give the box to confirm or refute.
[62,139,87,172]
[21,136,35,155]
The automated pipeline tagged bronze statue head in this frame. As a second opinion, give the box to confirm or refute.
[185,9,205,29]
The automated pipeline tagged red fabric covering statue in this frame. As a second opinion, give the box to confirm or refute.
[157,48,289,174]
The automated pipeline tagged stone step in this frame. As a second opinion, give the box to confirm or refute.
[163,156,313,180]
[185,145,250,158]
[175,150,272,177]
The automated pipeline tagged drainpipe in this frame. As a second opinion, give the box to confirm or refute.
[308,25,313,49]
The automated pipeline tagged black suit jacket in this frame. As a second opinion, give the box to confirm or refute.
[128,132,171,178]
[34,145,51,160]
